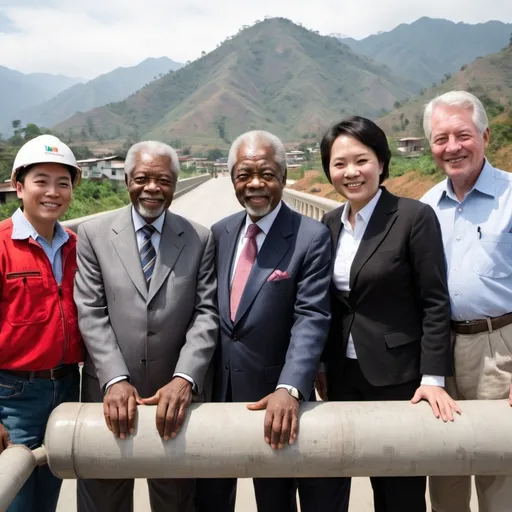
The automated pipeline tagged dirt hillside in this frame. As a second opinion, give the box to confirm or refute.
[290,171,442,201]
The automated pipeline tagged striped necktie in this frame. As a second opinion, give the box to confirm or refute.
[140,224,156,287]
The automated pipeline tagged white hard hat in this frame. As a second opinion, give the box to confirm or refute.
[11,135,82,187]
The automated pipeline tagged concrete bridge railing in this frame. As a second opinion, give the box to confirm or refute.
[282,187,341,220]
[1,400,512,509]
[62,173,211,232]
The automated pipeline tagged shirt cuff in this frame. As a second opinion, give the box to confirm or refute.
[174,373,196,392]
[104,375,129,394]
[421,375,445,387]
[276,384,301,400]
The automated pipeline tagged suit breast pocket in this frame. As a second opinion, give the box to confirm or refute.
[264,279,294,294]
[370,249,401,262]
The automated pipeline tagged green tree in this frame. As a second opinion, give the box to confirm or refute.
[24,123,42,141]
[206,148,223,161]
[86,117,95,137]
[71,146,94,160]
[10,120,23,144]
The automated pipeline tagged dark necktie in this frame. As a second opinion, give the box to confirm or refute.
[140,224,156,287]
[230,223,261,321]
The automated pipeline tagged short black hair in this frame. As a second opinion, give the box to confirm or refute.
[16,164,77,185]
[320,116,391,185]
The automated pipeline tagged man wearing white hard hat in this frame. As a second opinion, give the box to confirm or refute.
[0,135,84,512]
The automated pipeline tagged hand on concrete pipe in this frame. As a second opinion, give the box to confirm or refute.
[0,423,11,455]
[315,371,328,401]
[103,381,141,440]
[140,377,192,441]
[410,385,462,422]
[247,388,299,450]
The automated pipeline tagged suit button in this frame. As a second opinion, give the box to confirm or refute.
[225,365,229,370]
[140,359,147,364]
[148,304,155,311]
[231,334,239,341]
[147,331,156,337]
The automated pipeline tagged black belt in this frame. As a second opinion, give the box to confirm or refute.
[452,312,512,335]
[0,364,78,381]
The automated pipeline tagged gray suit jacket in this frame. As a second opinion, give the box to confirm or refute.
[74,206,219,400]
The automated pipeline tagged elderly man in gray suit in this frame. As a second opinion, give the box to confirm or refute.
[74,141,219,512]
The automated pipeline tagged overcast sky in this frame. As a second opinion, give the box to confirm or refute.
[1,0,511,79]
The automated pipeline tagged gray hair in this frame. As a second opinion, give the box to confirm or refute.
[423,90,489,142]
[227,130,287,176]
[124,141,180,180]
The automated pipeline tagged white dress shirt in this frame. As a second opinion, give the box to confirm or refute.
[231,202,299,399]
[105,208,196,392]
[231,201,282,282]
[332,190,444,387]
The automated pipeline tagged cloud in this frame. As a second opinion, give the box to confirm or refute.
[0,0,511,78]
[0,10,17,32]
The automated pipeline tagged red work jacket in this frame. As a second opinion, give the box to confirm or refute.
[0,218,83,370]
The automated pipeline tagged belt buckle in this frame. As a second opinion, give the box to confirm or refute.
[50,366,61,380]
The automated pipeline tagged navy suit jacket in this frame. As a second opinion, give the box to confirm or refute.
[210,202,332,402]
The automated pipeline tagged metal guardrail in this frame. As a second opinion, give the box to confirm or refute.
[282,187,342,220]
[61,174,211,233]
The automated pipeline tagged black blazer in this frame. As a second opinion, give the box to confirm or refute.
[322,187,453,394]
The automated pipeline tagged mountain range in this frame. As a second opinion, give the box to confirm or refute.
[18,57,183,131]
[0,67,83,135]
[0,57,182,135]
[53,18,420,145]
[339,17,512,87]
[377,44,512,137]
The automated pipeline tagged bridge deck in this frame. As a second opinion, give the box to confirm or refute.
[57,177,478,511]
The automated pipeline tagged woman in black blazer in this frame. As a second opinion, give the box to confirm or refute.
[315,117,459,512]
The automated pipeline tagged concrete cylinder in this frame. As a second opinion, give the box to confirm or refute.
[0,445,41,510]
[44,401,512,480]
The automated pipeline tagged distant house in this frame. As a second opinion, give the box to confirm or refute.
[0,182,17,204]
[78,156,125,182]
[286,151,305,167]
[396,137,426,157]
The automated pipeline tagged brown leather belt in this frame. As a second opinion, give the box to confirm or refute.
[0,364,78,381]
[452,312,512,335]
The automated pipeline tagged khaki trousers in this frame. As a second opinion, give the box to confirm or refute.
[429,322,512,512]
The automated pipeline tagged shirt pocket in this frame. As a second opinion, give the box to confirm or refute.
[471,232,512,279]
[4,271,49,325]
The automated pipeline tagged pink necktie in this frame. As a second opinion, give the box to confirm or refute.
[230,223,261,321]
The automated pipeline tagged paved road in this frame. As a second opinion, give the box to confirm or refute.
[58,176,478,511]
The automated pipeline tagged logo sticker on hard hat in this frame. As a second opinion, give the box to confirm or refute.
[45,145,59,153]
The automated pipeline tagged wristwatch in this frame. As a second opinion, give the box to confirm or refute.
[287,386,300,400]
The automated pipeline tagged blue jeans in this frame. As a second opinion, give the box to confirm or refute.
[0,368,80,512]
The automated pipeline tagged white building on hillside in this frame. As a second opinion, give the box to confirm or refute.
[78,156,125,182]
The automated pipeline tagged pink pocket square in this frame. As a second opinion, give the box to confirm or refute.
[267,270,290,282]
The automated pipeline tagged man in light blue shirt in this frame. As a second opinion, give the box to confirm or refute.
[421,90,512,512]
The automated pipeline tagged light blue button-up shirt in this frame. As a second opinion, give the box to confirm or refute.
[421,160,512,321]
[11,208,69,285]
